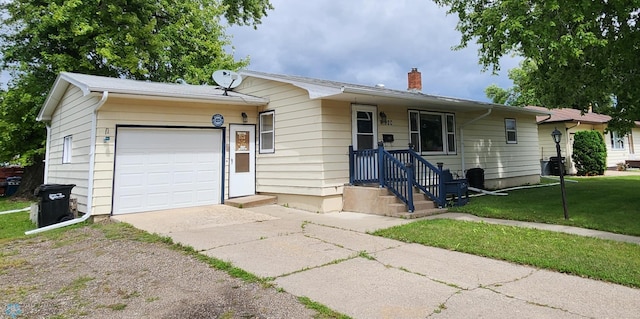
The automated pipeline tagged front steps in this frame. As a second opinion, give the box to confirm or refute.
[342,186,446,219]
[225,195,277,208]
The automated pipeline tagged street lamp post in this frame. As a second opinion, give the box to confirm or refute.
[551,128,569,220]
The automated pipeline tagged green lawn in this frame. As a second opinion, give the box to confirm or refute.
[373,175,640,288]
[0,197,33,213]
[452,175,640,236]
[0,198,35,240]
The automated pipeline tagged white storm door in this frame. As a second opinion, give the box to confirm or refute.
[229,124,256,197]
[351,104,378,150]
[351,105,379,181]
[113,127,222,215]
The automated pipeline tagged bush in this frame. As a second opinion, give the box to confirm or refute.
[572,130,607,175]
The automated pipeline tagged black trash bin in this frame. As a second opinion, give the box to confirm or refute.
[466,168,485,189]
[5,176,22,197]
[549,157,565,176]
[34,184,75,227]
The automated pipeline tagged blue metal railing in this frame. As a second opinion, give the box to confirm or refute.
[349,143,446,211]
[388,148,444,205]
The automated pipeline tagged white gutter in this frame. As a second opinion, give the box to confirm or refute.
[26,91,109,235]
[459,109,492,173]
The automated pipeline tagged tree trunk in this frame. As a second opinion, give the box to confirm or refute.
[14,155,45,200]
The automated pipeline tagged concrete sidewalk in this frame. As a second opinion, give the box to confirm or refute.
[114,205,640,318]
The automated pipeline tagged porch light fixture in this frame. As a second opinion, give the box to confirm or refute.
[379,112,387,125]
[241,112,248,123]
[551,127,569,219]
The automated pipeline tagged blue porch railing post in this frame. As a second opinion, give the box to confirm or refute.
[348,145,354,184]
[377,141,385,187]
[437,162,446,207]
[406,162,415,212]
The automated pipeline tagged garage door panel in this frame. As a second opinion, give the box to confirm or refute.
[113,127,222,215]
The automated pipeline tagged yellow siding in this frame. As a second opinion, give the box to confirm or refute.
[238,78,328,198]
[238,78,543,207]
[93,97,258,215]
[46,86,97,212]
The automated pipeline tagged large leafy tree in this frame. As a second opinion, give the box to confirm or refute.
[0,0,272,165]
[485,59,541,106]
[435,0,639,134]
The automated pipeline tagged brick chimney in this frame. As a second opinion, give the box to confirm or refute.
[407,68,422,92]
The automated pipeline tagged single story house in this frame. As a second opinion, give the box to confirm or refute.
[525,106,640,174]
[38,69,548,219]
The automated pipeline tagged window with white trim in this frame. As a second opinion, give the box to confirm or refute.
[259,111,275,153]
[62,135,73,163]
[611,131,625,150]
[505,118,517,144]
[408,110,456,154]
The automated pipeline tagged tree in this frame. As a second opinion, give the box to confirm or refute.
[0,0,272,196]
[485,59,541,106]
[572,130,607,176]
[434,0,639,134]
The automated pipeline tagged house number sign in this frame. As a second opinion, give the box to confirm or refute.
[211,114,224,127]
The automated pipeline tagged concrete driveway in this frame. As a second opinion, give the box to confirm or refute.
[113,204,640,319]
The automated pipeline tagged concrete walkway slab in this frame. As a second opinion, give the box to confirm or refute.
[493,269,640,318]
[373,243,536,290]
[302,223,404,253]
[169,218,304,251]
[275,257,459,319]
[247,205,414,232]
[437,287,585,318]
[202,233,354,278]
[112,205,275,234]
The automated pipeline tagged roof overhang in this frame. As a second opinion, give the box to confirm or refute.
[38,72,268,121]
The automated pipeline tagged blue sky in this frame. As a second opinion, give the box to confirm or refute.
[1,0,520,101]
[227,0,520,102]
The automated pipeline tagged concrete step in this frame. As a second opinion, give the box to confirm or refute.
[225,195,277,208]
[413,199,436,211]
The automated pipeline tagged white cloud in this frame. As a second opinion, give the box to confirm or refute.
[227,0,520,101]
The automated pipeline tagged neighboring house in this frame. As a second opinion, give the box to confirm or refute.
[525,106,640,174]
[39,69,547,219]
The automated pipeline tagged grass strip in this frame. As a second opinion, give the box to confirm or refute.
[451,175,640,236]
[373,219,640,288]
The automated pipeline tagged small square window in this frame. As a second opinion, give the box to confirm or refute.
[62,135,72,163]
[259,111,275,153]
[505,119,517,144]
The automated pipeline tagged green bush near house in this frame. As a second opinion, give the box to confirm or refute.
[572,130,607,176]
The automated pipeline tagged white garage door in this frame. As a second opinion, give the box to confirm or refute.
[113,127,223,215]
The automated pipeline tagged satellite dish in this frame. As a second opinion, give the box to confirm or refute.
[212,70,242,89]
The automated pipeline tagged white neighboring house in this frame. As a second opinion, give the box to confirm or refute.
[39,69,548,219]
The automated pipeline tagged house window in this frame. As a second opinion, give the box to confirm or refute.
[505,118,517,144]
[611,131,625,150]
[259,111,275,153]
[62,135,72,163]
[408,111,456,154]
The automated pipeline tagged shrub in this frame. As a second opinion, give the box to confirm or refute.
[572,130,607,176]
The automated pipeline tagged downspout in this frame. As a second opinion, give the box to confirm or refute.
[43,124,52,184]
[26,91,109,235]
[459,108,492,173]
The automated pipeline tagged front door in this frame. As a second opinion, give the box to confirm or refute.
[229,124,255,197]
[351,104,378,150]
